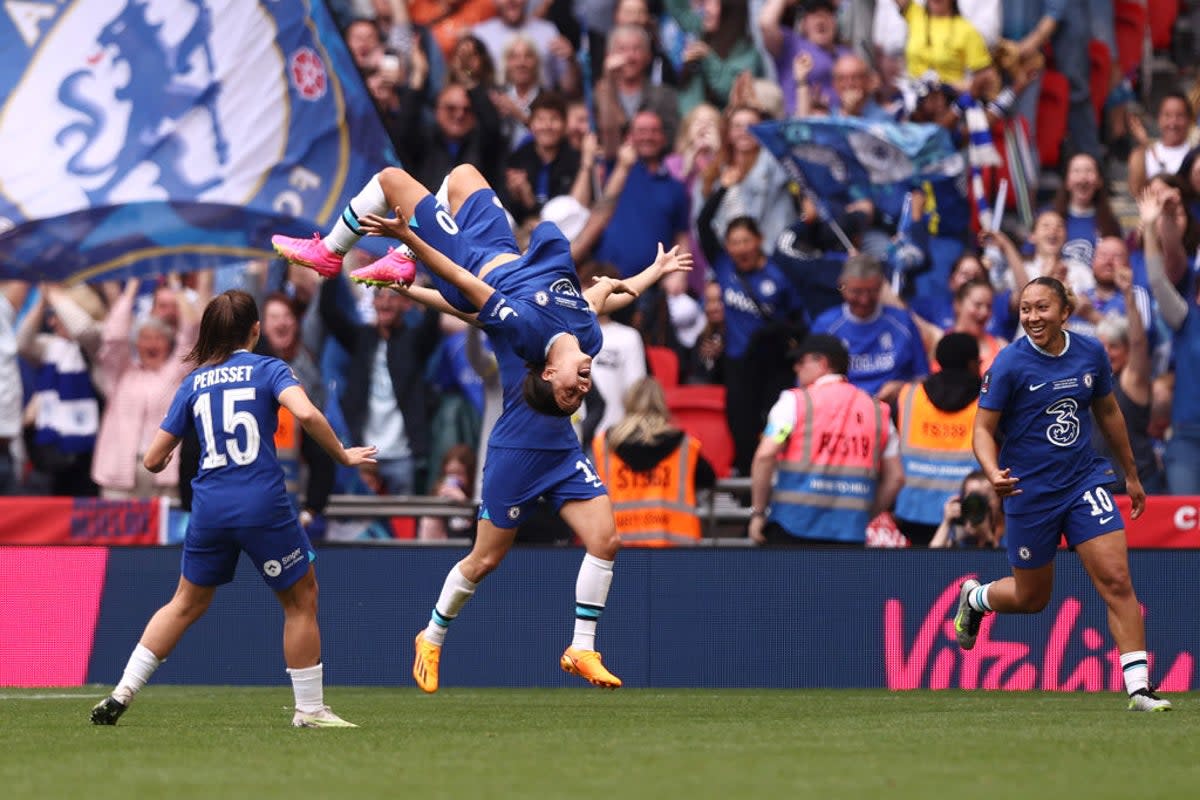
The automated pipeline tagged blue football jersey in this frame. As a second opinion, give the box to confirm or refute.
[711,255,805,359]
[978,332,1116,514]
[812,305,929,396]
[476,222,602,450]
[162,351,299,526]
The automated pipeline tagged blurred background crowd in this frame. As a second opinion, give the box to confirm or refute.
[3,0,1199,547]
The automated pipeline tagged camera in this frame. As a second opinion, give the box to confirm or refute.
[956,492,990,526]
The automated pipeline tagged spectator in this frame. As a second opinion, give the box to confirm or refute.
[1051,153,1123,270]
[941,280,1008,375]
[912,250,1014,346]
[700,104,796,258]
[344,17,388,73]
[91,277,205,501]
[1176,145,1200,220]
[447,34,498,91]
[892,0,997,98]
[580,263,647,434]
[397,82,505,192]
[318,277,441,495]
[662,269,707,352]
[1138,191,1200,495]
[687,281,727,384]
[417,444,478,541]
[893,332,982,546]
[565,97,592,152]
[501,91,591,225]
[929,470,1005,548]
[759,0,850,116]
[665,102,723,286]
[591,109,690,279]
[1129,92,1195,198]
[829,53,894,122]
[255,292,339,534]
[0,282,28,494]
[748,334,904,546]
[492,35,546,151]
[591,376,716,546]
[697,198,807,475]
[612,0,679,87]
[811,254,929,403]
[17,284,105,496]
[668,0,764,114]
[409,0,496,61]
[1084,238,1154,338]
[1093,268,1164,495]
[473,0,581,96]
[593,24,681,158]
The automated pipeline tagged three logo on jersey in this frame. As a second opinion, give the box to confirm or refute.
[1022,372,1097,448]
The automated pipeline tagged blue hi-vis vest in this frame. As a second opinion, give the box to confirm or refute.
[769,380,887,543]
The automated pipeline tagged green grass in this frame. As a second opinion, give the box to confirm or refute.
[2,687,1196,800]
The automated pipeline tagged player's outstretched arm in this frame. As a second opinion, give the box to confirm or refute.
[359,207,495,311]
[585,242,693,315]
[279,385,378,467]
[144,429,182,474]
[394,283,482,327]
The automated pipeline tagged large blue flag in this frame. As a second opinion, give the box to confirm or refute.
[0,0,396,283]
[752,117,970,236]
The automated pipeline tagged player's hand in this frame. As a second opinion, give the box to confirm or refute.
[987,467,1022,497]
[341,445,379,467]
[591,276,638,297]
[653,242,694,276]
[359,206,415,242]
[1126,475,1146,519]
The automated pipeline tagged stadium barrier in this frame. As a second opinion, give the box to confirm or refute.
[4,490,1200,546]
[2,545,1197,689]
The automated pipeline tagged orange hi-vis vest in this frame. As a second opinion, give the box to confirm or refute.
[592,434,702,547]
[771,378,888,543]
[275,406,301,503]
[893,381,979,526]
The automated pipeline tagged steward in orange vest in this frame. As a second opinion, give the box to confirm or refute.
[593,430,715,546]
[893,332,982,546]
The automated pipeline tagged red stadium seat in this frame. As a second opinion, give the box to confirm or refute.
[645,345,680,389]
[664,385,734,478]
[1036,70,1070,168]
[1088,40,1112,124]
[1114,0,1147,75]
[1148,0,1179,50]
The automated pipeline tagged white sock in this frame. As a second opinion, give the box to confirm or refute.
[325,175,388,254]
[968,583,993,613]
[1120,650,1150,695]
[112,643,161,705]
[435,174,451,209]
[287,662,325,713]
[424,564,477,646]
[571,554,615,651]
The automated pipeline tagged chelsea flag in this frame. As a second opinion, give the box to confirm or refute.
[0,0,397,283]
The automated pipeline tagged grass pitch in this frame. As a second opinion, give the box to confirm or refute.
[2,687,1195,800]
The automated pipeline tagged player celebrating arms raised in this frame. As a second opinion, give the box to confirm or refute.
[274,164,690,691]
[90,290,377,728]
[958,276,1170,711]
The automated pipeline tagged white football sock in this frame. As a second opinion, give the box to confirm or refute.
[572,553,615,651]
[325,175,388,254]
[424,564,477,646]
[113,643,161,705]
[1120,650,1150,695]
[287,663,325,713]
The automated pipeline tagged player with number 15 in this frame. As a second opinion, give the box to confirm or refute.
[90,290,377,728]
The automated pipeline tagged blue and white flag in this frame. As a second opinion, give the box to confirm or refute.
[0,0,397,283]
[752,117,970,236]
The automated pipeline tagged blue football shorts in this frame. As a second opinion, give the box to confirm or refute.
[182,516,314,591]
[478,446,608,530]
[1004,483,1125,568]
[413,189,517,313]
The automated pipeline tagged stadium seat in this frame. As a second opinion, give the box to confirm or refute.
[664,385,735,478]
[1148,0,1179,50]
[1036,70,1070,168]
[1114,0,1147,75]
[645,345,680,389]
[1088,40,1112,124]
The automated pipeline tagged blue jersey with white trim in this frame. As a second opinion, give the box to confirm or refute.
[477,222,602,451]
[162,351,299,526]
[811,305,929,396]
[978,333,1116,514]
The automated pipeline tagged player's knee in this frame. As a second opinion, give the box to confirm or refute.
[469,550,505,578]
[1092,566,1134,602]
[590,526,620,561]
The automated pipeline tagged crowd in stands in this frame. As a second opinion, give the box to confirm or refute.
[4,0,1200,547]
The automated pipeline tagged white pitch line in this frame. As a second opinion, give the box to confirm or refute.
[0,693,104,700]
